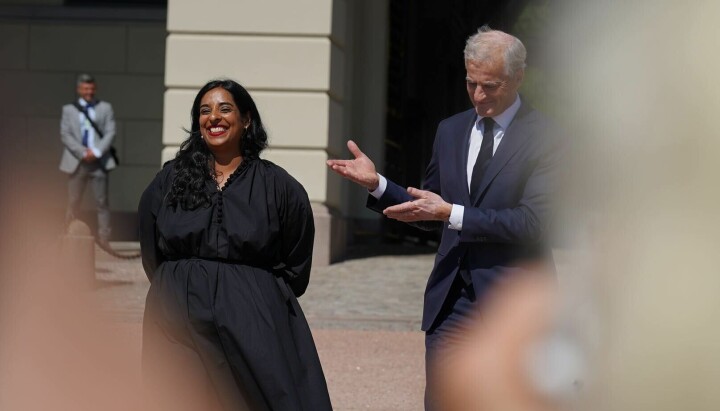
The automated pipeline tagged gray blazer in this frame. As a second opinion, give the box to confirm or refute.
[59,100,117,173]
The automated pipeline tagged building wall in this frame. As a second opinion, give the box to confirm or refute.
[0,1,390,257]
[0,6,166,238]
[163,0,389,264]
[163,0,353,265]
[162,0,345,194]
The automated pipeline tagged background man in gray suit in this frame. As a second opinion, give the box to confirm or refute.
[59,73,116,245]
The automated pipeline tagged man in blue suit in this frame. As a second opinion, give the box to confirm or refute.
[328,26,563,408]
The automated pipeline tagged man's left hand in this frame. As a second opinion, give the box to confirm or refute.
[383,187,452,222]
[83,148,97,162]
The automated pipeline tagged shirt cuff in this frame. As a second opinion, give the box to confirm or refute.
[91,147,102,158]
[448,204,464,230]
[369,174,387,199]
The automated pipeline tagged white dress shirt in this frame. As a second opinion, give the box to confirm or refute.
[370,94,522,231]
[78,98,102,158]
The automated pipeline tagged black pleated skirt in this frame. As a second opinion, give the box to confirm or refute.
[142,259,332,411]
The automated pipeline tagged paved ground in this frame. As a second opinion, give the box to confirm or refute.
[94,242,434,410]
[94,243,575,410]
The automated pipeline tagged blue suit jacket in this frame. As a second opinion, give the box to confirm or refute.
[369,103,564,331]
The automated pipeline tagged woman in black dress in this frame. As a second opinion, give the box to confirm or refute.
[138,79,332,411]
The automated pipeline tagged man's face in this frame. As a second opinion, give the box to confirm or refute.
[465,57,523,117]
[76,82,96,103]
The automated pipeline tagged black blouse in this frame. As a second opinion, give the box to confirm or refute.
[138,158,315,296]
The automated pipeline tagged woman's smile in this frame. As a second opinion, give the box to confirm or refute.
[207,126,228,137]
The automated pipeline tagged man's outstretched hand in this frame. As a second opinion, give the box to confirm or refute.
[326,140,380,190]
[383,187,452,222]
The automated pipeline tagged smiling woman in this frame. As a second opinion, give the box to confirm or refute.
[165,80,269,209]
[138,79,332,410]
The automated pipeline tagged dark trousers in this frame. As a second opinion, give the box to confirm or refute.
[424,272,477,411]
[66,162,111,241]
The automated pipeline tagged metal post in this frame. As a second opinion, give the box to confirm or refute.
[61,219,96,288]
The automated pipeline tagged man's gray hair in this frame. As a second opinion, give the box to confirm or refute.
[76,73,96,86]
[463,25,527,76]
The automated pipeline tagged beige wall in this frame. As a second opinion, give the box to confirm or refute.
[0,0,390,255]
[0,0,389,255]
[164,0,354,264]
[0,11,166,216]
[1,1,390,254]
[163,0,389,263]
[163,0,345,201]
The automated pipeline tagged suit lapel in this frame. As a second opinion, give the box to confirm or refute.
[92,102,104,130]
[471,103,534,204]
[71,106,83,139]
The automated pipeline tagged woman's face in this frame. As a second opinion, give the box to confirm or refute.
[198,87,249,157]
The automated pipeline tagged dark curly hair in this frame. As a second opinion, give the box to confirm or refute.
[167,79,268,210]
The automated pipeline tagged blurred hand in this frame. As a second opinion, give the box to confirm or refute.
[383,187,452,222]
[433,272,560,411]
[83,149,97,162]
[326,140,379,190]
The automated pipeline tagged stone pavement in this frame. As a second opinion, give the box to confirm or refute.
[94,242,435,331]
[94,242,435,410]
[94,243,574,410]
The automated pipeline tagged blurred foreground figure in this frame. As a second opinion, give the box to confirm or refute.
[552,1,720,411]
[0,154,139,410]
[432,1,720,410]
[433,270,588,411]
[434,273,555,411]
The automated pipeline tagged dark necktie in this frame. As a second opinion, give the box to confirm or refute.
[469,117,495,197]
[81,102,94,147]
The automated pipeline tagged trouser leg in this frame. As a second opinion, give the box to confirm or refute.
[424,275,477,411]
[90,166,111,241]
[66,165,89,225]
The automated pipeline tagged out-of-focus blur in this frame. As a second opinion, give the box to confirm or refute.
[556,2,720,411]
[0,159,140,410]
[3,1,720,410]
[434,2,720,411]
[433,271,562,411]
